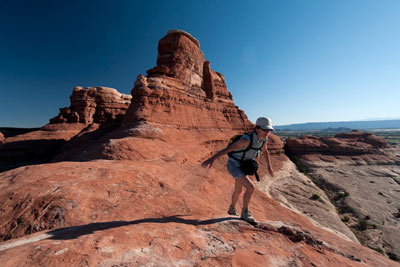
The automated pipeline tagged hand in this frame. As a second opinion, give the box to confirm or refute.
[201,157,215,168]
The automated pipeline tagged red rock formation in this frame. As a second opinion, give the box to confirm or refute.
[286,131,400,259]
[0,86,131,173]
[0,158,395,266]
[124,30,250,130]
[147,30,203,91]
[2,31,394,266]
[286,130,388,156]
[335,130,387,148]
[0,132,4,144]
[50,30,285,169]
[50,86,131,124]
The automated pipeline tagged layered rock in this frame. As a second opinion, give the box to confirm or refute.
[0,86,131,173]
[286,131,400,260]
[50,86,131,124]
[53,30,285,168]
[1,30,395,266]
[123,30,251,130]
[0,159,395,266]
[286,130,388,157]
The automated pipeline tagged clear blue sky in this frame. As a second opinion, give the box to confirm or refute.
[1,0,399,127]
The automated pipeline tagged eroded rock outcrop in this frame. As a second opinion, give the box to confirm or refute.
[286,130,388,157]
[0,86,131,173]
[53,30,285,167]
[286,131,400,260]
[50,86,132,124]
[0,31,396,266]
[123,30,250,130]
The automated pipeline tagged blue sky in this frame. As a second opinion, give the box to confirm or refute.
[1,0,399,127]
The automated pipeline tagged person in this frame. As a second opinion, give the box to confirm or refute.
[201,117,275,223]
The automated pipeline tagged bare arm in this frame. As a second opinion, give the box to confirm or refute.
[262,143,274,177]
[201,138,250,168]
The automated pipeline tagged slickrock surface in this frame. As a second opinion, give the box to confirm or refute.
[0,31,397,266]
[0,152,394,266]
[258,160,359,244]
[286,131,400,261]
[50,86,131,124]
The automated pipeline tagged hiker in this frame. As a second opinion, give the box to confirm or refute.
[201,117,274,223]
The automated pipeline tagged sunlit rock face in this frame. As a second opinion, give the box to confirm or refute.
[0,31,396,267]
[0,86,131,173]
[50,86,132,125]
[124,30,251,131]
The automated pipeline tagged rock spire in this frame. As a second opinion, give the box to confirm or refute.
[123,30,252,130]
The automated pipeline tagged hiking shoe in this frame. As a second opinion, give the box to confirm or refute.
[227,205,238,216]
[241,209,256,223]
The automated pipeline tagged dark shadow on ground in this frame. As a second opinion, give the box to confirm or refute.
[0,139,67,173]
[52,122,122,162]
[47,215,239,240]
[0,127,41,138]
[0,122,123,172]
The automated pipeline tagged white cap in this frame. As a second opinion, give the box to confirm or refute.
[256,117,274,130]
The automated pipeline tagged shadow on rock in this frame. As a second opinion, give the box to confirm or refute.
[0,139,66,173]
[47,215,238,240]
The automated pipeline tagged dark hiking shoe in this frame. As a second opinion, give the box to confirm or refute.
[241,209,256,223]
[227,205,238,216]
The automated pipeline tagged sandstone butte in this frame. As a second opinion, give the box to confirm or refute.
[0,30,397,266]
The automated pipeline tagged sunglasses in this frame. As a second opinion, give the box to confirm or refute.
[257,127,272,132]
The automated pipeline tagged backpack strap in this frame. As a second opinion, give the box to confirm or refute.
[228,132,254,161]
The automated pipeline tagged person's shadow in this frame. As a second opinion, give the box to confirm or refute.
[47,215,239,240]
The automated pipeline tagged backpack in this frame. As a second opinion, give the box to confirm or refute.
[227,132,254,159]
[227,132,264,181]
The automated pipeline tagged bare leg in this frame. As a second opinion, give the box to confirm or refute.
[230,176,244,208]
[241,176,255,210]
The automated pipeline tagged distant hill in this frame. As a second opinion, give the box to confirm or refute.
[275,119,400,131]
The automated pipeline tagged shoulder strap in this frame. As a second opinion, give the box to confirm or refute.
[228,132,254,161]
[241,132,255,160]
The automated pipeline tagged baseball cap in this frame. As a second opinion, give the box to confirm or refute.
[256,117,274,131]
